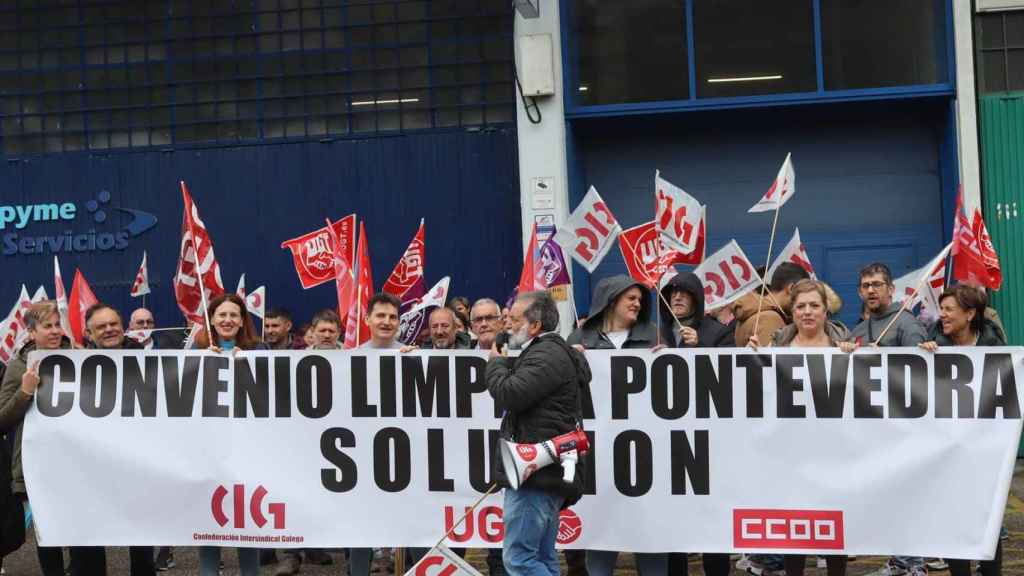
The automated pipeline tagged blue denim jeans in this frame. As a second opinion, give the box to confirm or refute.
[586,551,668,576]
[502,487,565,576]
[198,547,258,576]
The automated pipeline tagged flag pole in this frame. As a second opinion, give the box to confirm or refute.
[182,181,214,341]
[751,204,782,342]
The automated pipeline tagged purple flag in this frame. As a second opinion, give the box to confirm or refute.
[536,229,572,289]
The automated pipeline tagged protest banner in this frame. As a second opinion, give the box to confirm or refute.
[22,348,1021,558]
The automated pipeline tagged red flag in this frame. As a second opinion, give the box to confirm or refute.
[174,182,225,325]
[951,187,989,287]
[130,251,150,297]
[68,269,99,345]
[972,207,1002,290]
[382,219,426,302]
[343,222,373,349]
[281,215,357,289]
[324,217,356,330]
[518,224,540,293]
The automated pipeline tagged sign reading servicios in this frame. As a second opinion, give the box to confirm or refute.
[1,190,158,257]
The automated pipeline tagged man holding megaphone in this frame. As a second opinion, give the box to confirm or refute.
[486,290,592,576]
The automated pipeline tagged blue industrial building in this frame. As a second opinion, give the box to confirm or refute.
[1,0,1020,336]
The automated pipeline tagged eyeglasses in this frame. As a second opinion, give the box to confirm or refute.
[471,314,501,324]
[859,281,889,291]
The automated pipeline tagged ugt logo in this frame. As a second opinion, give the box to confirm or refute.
[211,484,286,529]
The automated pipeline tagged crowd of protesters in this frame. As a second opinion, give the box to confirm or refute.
[0,259,1010,576]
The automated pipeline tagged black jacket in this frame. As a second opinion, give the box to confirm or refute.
[658,272,735,348]
[567,275,658,349]
[929,316,1007,346]
[486,333,591,500]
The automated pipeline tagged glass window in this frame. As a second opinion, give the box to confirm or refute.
[976,11,1024,94]
[693,0,815,98]
[573,0,689,105]
[0,0,513,154]
[821,0,948,90]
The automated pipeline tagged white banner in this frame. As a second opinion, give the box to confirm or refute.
[23,348,1022,557]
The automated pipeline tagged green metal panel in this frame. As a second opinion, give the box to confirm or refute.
[978,94,1024,455]
[979,94,1024,345]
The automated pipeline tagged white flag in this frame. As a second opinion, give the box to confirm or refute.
[693,241,762,310]
[654,170,703,254]
[766,228,816,281]
[53,256,73,338]
[553,186,622,273]
[246,286,266,319]
[403,544,484,576]
[0,286,33,365]
[748,153,795,213]
[893,244,952,323]
[398,276,450,344]
[32,286,48,303]
[130,251,151,297]
[236,274,246,299]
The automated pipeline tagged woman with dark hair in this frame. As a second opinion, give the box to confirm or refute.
[193,294,265,576]
[921,284,1005,349]
[567,275,663,576]
[920,284,1005,576]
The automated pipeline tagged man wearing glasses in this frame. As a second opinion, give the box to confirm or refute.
[847,262,927,348]
[470,298,505,352]
[128,308,186,350]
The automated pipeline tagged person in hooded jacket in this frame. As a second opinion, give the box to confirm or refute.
[568,275,658,351]
[567,275,664,576]
[659,272,732,576]
[0,301,71,576]
[658,272,734,349]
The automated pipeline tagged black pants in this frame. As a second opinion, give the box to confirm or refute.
[784,555,846,576]
[36,545,65,576]
[565,549,587,576]
[948,541,1002,576]
[668,553,730,576]
[489,548,506,576]
[69,546,155,576]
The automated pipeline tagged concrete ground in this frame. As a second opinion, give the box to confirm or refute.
[4,463,1023,576]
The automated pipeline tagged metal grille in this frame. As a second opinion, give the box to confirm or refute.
[0,0,515,155]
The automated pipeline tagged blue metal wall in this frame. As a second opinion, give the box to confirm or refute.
[0,127,521,330]
[569,99,955,328]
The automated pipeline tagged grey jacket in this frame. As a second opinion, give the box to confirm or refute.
[848,302,927,347]
[772,322,850,347]
[567,275,658,349]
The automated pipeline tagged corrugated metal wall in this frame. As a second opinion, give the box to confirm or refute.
[979,94,1024,345]
[0,128,521,330]
[570,100,951,328]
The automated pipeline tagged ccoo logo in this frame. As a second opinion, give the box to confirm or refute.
[733,509,844,550]
[211,484,286,530]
